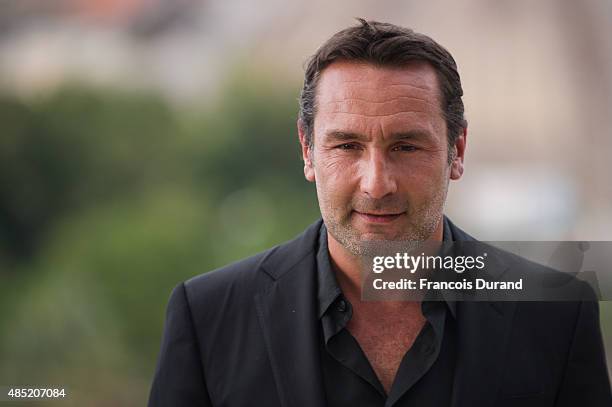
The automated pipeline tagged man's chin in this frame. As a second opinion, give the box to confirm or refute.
[353,225,417,243]
[358,237,424,254]
[335,232,423,257]
[328,220,428,256]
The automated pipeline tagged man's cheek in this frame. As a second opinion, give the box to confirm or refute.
[320,153,355,172]
[400,156,443,176]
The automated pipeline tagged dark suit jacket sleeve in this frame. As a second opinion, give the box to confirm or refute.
[148,283,213,407]
[555,291,612,406]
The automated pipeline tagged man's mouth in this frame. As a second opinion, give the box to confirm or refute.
[353,210,404,223]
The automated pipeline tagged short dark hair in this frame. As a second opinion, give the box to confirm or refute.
[299,19,467,155]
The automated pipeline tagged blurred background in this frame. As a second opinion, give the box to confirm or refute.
[1,0,611,405]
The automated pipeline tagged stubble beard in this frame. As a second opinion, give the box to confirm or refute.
[319,183,449,258]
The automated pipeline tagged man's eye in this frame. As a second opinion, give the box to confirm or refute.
[337,143,358,150]
[394,145,417,152]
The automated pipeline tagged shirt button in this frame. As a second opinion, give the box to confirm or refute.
[337,299,347,312]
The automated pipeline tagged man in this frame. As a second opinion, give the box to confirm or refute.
[148,20,611,406]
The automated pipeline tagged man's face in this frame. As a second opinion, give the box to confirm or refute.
[299,61,466,255]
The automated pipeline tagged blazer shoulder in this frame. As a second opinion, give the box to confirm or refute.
[499,244,597,300]
[182,219,322,310]
[183,246,273,308]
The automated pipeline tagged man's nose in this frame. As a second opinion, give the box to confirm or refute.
[359,151,397,199]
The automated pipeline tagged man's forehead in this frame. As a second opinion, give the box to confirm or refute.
[316,61,441,104]
[313,61,445,134]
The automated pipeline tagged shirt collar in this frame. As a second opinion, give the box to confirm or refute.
[316,217,457,319]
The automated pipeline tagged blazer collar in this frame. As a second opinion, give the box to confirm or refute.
[259,219,323,281]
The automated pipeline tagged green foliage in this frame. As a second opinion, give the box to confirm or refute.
[0,86,183,263]
[0,73,319,405]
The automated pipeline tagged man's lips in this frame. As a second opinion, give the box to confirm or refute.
[353,210,404,223]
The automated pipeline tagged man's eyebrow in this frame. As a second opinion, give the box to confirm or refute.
[323,131,367,141]
[323,130,433,142]
[390,130,433,140]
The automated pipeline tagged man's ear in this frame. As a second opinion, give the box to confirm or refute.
[450,127,467,180]
[297,119,316,182]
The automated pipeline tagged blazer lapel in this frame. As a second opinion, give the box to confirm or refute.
[447,217,517,407]
[254,221,326,407]
[451,300,516,407]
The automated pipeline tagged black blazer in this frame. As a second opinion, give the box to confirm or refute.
[148,219,611,406]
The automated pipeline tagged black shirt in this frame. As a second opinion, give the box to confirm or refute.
[316,221,457,407]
